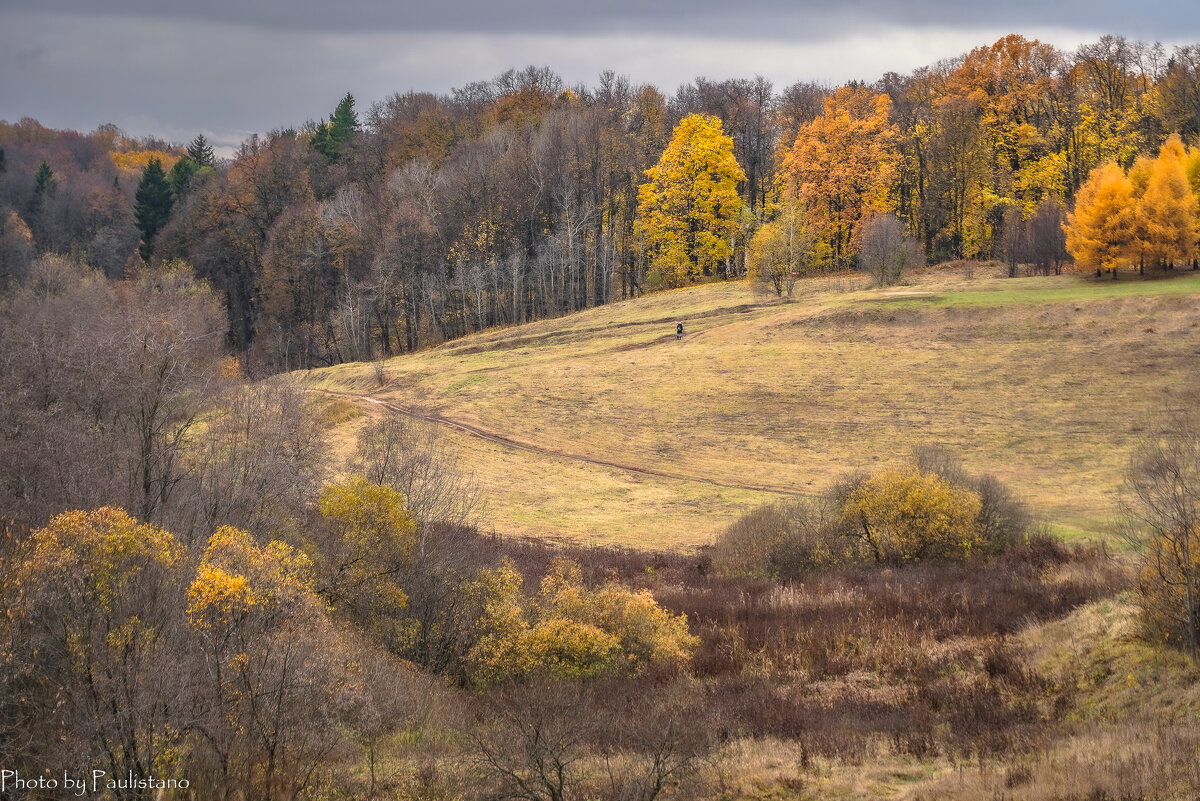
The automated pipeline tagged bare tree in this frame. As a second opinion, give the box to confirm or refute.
[347,409,481,540]
[178,377,328,544]
[470,678,714,801]
[858,213,922,287]
[1000,205,1028,277]
[596,679,715,801]
[0,257,226,529]
[1028,198,1068,275]
[1122,402,1200,659]
[471,680,591,801]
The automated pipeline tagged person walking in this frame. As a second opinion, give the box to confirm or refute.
[676,322,684,340]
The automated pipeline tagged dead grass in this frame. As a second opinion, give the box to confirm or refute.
[305,268,1200,548]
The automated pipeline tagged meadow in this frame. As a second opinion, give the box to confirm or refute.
[307,264,1200,549]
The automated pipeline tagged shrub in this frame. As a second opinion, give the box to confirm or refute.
[717,454,1033,576]
[464,557,697,686]
[841,466,983,563]
[712,497,856,577]
[914,447,1033,554]
[522,618,621,679]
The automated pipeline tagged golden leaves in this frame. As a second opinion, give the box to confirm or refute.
[466,556,697,686]
[636,113,745,288]
[843,467,983,563]
[1067,135,1200,271]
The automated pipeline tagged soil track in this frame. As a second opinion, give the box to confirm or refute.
[317,388,806,498]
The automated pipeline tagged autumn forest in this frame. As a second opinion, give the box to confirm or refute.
[3,29,1200,801]
[1,34,1198,373]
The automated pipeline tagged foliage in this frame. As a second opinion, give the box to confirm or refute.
[31,160,54,196]
[1065,162,1135,272]
[912,446,1034,555]
[310,93,359,163]
[185,525,355,799]
[784,85,900,270]
[316,477,417,645]
[746,199,816,296]
[464,559,532,685]
[842,466,983,564]
[1067,137,1200,274]
[636,113,745,288]
[1136,134,1200,268]
[111,149,179,174]
[134,157,174,260]
[717,449,1032,577]
[464,557,697,686]
[6,508,189,790]
[168,154,200,195]
[0,208,34,285]
[348,409,480,533]
[539,558,698,673]
[187,525,315,628]
[4,39,1200,368]
[186,133,215,167]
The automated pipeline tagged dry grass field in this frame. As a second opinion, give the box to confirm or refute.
[304,264,1200,549]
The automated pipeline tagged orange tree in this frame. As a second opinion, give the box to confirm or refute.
[783,85,900,270]
[1065,161,1135,272]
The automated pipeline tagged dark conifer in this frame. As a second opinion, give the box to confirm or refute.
[168,155,200,196]
[312,93,358,162]
[186,134,215,167]
[134,158,173,261]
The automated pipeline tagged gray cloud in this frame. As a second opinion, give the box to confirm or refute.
[2,0,1198,40]
[1,1,1196,151]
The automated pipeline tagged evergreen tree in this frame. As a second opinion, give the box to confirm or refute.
[28,161,55,222]
[168,155,200,196]
[32,161,55,196]
[186,134,215,167]
[312,93,358,162]
[0,147,6,173]
[134,158,174,261]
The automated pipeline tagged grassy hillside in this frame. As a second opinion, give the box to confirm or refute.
[305,264,1200,548]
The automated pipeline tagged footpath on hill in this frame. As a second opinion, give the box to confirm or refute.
[317,388,807,498]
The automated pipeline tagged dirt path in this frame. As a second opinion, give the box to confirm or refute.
[317,388,807,498]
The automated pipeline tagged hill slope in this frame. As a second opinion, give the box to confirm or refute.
[306,265,1200,548]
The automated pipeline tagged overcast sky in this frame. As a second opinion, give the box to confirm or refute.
[2,0,1198,153]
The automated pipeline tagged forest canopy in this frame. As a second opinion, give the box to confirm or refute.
[2,37,1200,373]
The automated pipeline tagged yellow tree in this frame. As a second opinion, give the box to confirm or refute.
[1138,134,1200,269]
[5,508,188,785]
[1187,145,1200,266]
[783,86,901,270]
[746,199,817,297]
[636,113,745,288]
[1125,154,1155,269]
[186,526,344,799]
[1065,161,1135,273]
[316,477,417,646]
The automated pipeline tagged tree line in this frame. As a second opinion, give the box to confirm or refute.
[2,35,1200,371]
